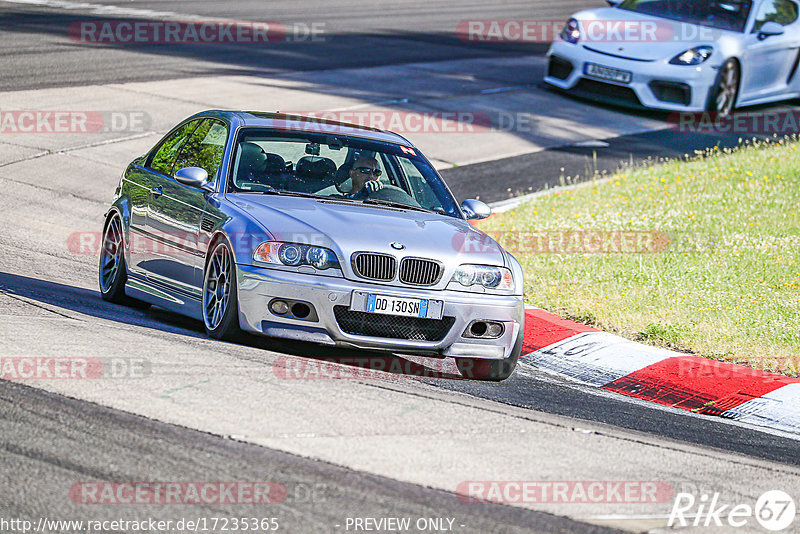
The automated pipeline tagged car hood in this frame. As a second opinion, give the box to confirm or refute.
[226,194,507,272]
[573,7,725,61]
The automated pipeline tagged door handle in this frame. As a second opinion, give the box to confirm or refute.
[151,186,163,198]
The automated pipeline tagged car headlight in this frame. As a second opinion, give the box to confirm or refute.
[669,46,713,65]
[560,18,581,44]
[450,265,514,292]
[253,241,340,271]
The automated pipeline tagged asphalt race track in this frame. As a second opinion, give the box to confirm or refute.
[1,1,800,533]
[0,0,573,91]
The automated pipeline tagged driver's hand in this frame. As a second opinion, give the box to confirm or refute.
[364,180,383,193]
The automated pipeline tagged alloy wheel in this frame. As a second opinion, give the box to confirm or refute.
[99,215,123,293]
[716,61,739,118]
[204,243,232,330]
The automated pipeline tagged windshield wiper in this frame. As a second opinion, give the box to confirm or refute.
[360,198,434,214]
[255,190,439,213]
[260,189,327,200]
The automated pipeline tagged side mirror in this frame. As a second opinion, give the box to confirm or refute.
[461,199,492,220]
[606,0,622,6]
[758,21,785,40]
[174,167,213,192]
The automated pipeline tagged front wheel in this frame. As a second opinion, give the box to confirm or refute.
[99,213,149,308]
[707,59,739,118]
[455,329,523,382]
[203,239,242,341]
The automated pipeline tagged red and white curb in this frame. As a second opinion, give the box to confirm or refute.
[519,308,800,435]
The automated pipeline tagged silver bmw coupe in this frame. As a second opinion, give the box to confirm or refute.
[99,111,525,381]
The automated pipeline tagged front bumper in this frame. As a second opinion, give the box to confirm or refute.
[236,264,524,360]
[544,41,719,112]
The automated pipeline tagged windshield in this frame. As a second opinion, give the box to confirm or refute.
[227,129,461,218]
[618,0,753,32]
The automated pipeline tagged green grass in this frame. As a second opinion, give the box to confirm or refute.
[477,139,800,376]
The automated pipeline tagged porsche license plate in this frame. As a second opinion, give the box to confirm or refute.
[584,63,632,84]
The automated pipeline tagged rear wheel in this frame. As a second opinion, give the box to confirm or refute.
[707,59,739,118]
[455,329,523,382]
[203,239,241,341]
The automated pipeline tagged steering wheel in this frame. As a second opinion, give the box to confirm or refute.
[365,184,422,207]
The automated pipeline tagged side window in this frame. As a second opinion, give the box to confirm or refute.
[149,120,201,176]
[172,119,229,181]
[398,157,439,208]
[753,0,798,31]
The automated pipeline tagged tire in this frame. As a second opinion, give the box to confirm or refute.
[455,327,523,382]
[707,59,739,118]
[202,238,242,341]
[99,213,149,308]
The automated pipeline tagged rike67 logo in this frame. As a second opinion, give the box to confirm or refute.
[670,490,796,531]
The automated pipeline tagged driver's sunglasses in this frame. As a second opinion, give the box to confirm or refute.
[354,167,382,177]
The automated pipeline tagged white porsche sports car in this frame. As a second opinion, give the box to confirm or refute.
[545,0,800,115]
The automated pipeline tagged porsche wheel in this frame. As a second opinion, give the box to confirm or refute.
[707,59,739,118]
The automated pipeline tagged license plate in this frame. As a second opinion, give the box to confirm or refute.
[584,62,632,84]
[350,291,443,320]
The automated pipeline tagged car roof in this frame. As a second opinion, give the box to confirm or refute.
[195,110,415,146]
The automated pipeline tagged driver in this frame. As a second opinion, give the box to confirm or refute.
[346,156,384,199]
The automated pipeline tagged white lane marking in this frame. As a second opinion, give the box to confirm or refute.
[0,0,275,24]
[0,131,156,169]
[1,0,316,43]
[480,86,524,94]
[489,177,612,213]
[326,98,409,111]
[583,514,696,520]
[1,0,191,19]
[572,140,610,148]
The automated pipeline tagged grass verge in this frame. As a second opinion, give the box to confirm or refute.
[477,139,800,376]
